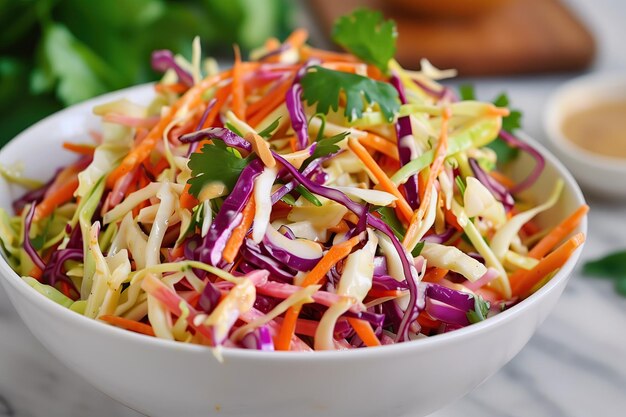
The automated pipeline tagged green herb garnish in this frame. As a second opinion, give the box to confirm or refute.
[583,250,626,296]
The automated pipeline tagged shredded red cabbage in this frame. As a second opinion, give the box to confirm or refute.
[151,50,194,86]
[498,130,545,194]
[468,157,515,211]
[23,204,45,272]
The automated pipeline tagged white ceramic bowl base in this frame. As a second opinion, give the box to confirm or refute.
[0,85,586,417]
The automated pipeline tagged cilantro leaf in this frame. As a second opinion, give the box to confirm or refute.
[296,185,322,206]
[458,84,476,101]
[301,66,399,122]
[455,175,466,197]
[310,131,348,160]
[332,8,397,73]
[187,143,253,198]
[257,117,281,139]
[492,93,522,132]
[412,241,425,257]
[374,206,405,240]
[467,296,490,324]
[583,250,626,297]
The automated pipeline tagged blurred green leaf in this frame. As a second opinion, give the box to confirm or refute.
[0,57,26,111]
[37,23,119,104]
[65,0,165,30]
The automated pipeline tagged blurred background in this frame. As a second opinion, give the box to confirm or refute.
[0,0,598,146]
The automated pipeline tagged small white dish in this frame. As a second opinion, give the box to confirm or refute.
[544,73,626,199]
[0,84,587,417]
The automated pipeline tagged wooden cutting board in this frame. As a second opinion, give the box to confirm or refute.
[309,0,595,75]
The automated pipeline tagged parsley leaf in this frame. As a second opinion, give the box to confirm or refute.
[187,143,253,199]
[332,8,397,73]
[583,250,626,297]
[306,131,348,164]
[257,117,281,139]
[467,296,490,324]
[301,66,399,122]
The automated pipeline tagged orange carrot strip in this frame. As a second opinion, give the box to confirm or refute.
[231,45,246,121]
[179,183,199,211]
[417,311,440,329]
[301,235,361,287]
[276,235,361,351]
[247,77,293,127]
[300,46,359,63]
[275,304,302,351]
[348,137,413,223]
[489,170,515,189]
[360,133,399,160]
[107,71,232,187]
[422,267,449,283]
[510,233,585,297]
[100,315,156,337]
[285,28,309,49]
[347,318,381,347]
[28,265,43,281]
[222,195,256,264]
[528,205,589,259]
[62,142,95,156]
[202,83,232,129]
[154,82,189,94]
[366,289,405,299]
[403,108,451,248]
[34,177,79,221]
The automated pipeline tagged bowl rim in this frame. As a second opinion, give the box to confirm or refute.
[544,72,626,172]
[0,83,587,362]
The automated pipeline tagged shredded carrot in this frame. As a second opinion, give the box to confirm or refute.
[231,44,246,121]
[489,170,515,189]
[34,177,79,221]
[348,137,414,223]
[443,206,463,231]
[360,133,399,160]
[62,142,95,156]
[300,45,359,63]
[510,232,585,297]
[169,245,184,260]
[422,267,449,283]
[285,28,309,49]
[100,315,156,337]
[154,82,189,94]
[222,195,256,264]
[246,74,294,126]
[28,265,43,281]
[301,235,361,287]
[528,205,589,259]
[328,220,350,234]
[403,108,451,249]
[347,318,381,347]
[366,289,405,299]
[107,71,232,187]
[417,311,440,329]
[275,304,302,351]
[179,183,198,211]
[201,83,232,129]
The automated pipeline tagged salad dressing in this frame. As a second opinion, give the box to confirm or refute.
[562,101,626,159]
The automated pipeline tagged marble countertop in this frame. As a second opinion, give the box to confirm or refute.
[1,0,625,416]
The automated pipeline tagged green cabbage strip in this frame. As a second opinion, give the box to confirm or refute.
[391,116,501,186]
[23,277,73,308]
[74,177,105,298]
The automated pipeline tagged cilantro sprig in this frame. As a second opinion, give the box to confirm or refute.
[301,66,400,122]
[583,250,626,296]
[459,85,523,164]
[332,9,397,73]
[467,296,491,324]
[187,142,253,198]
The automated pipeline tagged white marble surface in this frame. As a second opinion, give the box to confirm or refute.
[1,0,625,416]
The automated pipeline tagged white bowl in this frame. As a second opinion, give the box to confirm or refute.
[544,73,626,199]
[0,84,587,417]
